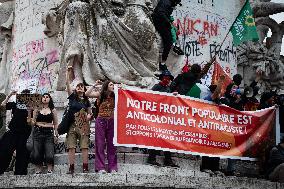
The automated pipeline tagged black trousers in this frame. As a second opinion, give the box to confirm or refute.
[152,15,173,62]
[148,149,172,163]
[200,156,220,171]
[0,130,30,175]
[31,127,54,165]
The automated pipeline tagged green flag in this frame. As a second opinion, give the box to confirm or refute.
[230,0,259,46]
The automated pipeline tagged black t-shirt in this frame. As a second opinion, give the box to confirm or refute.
[68,93,91,115]
[6,102,31,134]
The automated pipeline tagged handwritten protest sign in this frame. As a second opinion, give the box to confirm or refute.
[74,109,90,135]
[16,94,42,108]
[114,86,277,160]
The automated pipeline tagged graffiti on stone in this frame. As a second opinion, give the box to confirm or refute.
[172,0,243,85]
[10,0,62,94]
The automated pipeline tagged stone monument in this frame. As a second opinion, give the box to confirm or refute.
[238,0,284,92]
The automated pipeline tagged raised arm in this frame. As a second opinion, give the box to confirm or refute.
[30,109,39,126]
[52,109,59,137]
[66,66,73,96]
[85,80,102,98]
[200,56,216,79]
[1,91,17,108]
[211,75,225,100]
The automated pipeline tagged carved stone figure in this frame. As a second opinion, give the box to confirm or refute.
[0,1,14,94]
[43,0,164,90]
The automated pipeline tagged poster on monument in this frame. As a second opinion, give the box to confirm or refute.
[114,86,277,160]
[172,0,245,86]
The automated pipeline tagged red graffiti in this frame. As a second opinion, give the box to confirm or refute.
[46,50,58,65]
[175,17,219,38]
[198,35,207,46]
[12,39,45,62]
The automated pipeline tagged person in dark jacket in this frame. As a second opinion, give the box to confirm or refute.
[152,0,182,71]
[267,137,284,183]
[221,74,244,176]
[0,89,32,175]
[258,91,276,110]
[222,74,245,111]
[170,64,202,95]
[147,70,179,167]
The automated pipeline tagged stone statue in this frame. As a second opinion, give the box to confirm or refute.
[237,0,284,91]
[0,1,14,94]
[43,0,165,90]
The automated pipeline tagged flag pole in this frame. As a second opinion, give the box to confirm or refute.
[201,0,248,77]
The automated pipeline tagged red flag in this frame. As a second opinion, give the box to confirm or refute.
[182,58,190,73]
[211,62,231,95]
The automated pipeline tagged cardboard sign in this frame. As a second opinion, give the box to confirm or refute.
[74,109,89,135]
[16,94,42,108]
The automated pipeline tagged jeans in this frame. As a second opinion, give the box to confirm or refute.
[32,127,54,165]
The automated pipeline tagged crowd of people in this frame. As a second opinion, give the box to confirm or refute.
[0,62,283,183]
[0,0,283,184]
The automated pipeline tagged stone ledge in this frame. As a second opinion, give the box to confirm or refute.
[0,172,281,189]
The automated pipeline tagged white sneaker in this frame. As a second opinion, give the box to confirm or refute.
[98,170,107,174]
[47,170,53,174]
[110,170,117,174]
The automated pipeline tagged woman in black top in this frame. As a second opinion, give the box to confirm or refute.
[31,93,58,174]
[0,89,33,175]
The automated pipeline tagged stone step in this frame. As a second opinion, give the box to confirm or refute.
[1,163,282,189]
[53,152,261,178]
[27,163,200,177]
[54,152,200,170]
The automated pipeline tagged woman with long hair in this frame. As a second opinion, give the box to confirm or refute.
[86,80,117,173]
[65,66,92,174]
[31,93,58,174]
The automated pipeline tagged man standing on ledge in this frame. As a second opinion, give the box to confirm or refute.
[147,70,179,168]
[152,0,182,71]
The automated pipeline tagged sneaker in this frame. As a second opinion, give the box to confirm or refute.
[35,171,42,175]
[98,170,107,174]
[147,159,161,166]
[47,170,53,174]
[213,171,225,177]
[154,70,162,77]
[109,170,117,174]
[164,161,179,168]
[159,63,168,71]
[201,169,214,176]
[173,46,185,55]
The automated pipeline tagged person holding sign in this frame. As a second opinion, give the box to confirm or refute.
[85,80,117,173]
[30,93,58,174]
[0,89,32,175]
[65,66,93,174]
